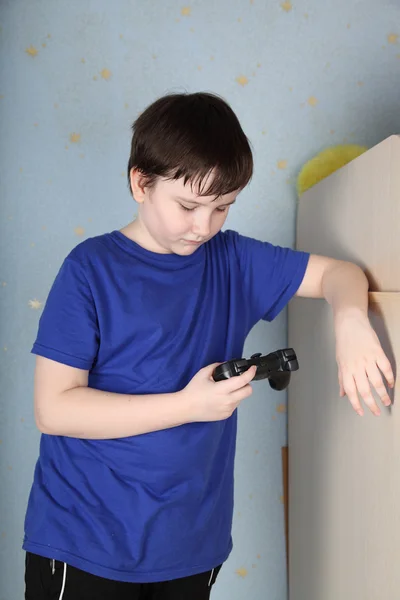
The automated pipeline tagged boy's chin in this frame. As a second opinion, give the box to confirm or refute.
[173,244,202,256]
[167,239,204,255]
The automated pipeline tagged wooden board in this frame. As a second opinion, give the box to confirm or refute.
[288,293,400,600]
[295,135,400,291]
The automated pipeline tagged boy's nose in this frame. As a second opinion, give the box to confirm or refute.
[192,217,211,238]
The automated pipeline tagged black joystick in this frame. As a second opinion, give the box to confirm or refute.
[212,348,299,391]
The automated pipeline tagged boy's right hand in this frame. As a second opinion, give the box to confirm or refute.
[181,363,257,422]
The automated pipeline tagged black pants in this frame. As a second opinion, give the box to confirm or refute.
[25,552,222,600]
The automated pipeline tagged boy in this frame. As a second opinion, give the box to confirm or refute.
[24,92,394,600]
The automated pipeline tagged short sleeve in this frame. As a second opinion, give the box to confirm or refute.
[229,231,310,322]
[31,258,100,370]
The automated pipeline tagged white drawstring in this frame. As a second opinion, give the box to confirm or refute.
[59,563,67,600]
[208,568,214,587]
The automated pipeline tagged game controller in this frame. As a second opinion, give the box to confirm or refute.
[212,348,299,391]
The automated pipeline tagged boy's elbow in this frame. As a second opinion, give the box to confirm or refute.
[34,398,62,435]
[33,357,88,435]
[35,409,56,435]
[36,421,52,435]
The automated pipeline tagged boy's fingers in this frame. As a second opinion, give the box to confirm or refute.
[244,365,257,382]
[342,371,364,416]
[205,362,222,374]
[230,384,254,404]
[376,354,395,388]
[203,363,223,380]
[219,366,257,392]
[366,362,391,407]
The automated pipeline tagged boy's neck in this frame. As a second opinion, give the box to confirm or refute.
[119,220,171,255]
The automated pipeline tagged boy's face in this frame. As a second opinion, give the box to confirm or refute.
[130,171,238,255]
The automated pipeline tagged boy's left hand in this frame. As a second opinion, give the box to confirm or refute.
[334,312,395,416]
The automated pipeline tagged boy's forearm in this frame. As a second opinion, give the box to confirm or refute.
[37,386,192,439]
[321,261,369,323]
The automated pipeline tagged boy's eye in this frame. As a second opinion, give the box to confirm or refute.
[179,204,228,213]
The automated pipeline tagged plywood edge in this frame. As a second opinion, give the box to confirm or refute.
[369,291,400,303]
[290,293,400,305]
[281,446,289,573]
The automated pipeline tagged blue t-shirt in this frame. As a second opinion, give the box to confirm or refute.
[23,229,309,583]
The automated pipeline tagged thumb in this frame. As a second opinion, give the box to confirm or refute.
[201,362,223,378]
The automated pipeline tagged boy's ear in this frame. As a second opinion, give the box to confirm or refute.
[129,169,147,204]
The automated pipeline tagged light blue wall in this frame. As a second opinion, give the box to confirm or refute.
[1,1,399,598]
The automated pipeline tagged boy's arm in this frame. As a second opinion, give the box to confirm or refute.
[34,355,255,439]
[34,356,190,439]
[295,254,395,416]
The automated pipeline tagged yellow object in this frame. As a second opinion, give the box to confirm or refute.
[297,144,368,196]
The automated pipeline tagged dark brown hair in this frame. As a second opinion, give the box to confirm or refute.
[127,92,253,197]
